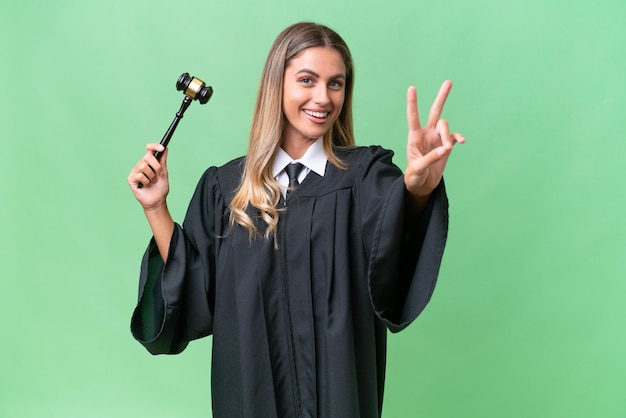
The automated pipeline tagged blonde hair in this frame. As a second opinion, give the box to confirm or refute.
[229,22,355,241]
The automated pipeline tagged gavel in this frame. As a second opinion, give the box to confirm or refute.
[138,72,213,188]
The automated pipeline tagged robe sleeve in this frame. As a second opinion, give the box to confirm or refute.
[360,147,449,333]
[130,167,223,354]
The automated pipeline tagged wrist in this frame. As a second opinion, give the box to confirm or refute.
[143,199,168,214]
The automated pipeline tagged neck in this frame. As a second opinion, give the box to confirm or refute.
[282,136,316,160]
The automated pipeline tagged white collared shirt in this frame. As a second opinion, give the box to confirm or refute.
[272,138,328,198]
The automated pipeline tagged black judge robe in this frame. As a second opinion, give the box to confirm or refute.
[131,146,449,418]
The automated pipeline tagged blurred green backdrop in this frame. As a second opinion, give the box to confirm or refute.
[1,0,625,417]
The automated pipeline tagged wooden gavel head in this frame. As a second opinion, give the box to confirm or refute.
[176,72,213,104]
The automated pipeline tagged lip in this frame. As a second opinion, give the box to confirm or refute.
[303,109,330,123]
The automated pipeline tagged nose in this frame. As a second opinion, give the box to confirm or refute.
[313,85,330,105]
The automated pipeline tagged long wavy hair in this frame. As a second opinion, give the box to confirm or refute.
[229,22,355,241]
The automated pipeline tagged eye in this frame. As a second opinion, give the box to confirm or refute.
[299,77,314,86]
[329,80,344,89]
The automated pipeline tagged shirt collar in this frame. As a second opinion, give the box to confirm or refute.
[272,137,328,178]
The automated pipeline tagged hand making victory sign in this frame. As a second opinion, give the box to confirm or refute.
[404,80,465,209]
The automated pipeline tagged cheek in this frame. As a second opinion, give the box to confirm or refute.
[333,93,346,115]
[292,90,310,105]
[283,89,306,114]
[283,100,300,121]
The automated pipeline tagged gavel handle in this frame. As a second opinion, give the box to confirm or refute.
[138,95,193,188]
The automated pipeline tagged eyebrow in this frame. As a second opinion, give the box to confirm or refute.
[295,69,346,79]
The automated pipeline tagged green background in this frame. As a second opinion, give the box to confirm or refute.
[2,0,625,416]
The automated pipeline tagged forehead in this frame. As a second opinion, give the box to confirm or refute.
[286,47,346,75]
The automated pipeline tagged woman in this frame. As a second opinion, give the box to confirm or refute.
[128,22,464,418]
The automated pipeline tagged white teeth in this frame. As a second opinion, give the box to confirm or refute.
[304,110,329,118]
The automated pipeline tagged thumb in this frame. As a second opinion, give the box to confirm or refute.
[158,147,169,172]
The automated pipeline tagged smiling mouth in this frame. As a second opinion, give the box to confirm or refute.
[303,110,329,119]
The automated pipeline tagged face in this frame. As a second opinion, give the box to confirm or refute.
[281,47,346,147]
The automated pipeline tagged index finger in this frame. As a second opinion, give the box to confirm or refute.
[407,86,421,131]
[427,80,452,128]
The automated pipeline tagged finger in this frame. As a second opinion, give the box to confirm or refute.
[148,145,169,173]
[140,157,158,177]
[450,132,466,144]
[417,145,451,169]
[136,144,163,174]
[144,149,169,181]
[135,160,157,183]
[436,119,453,150]
[159,147,169,171]
[427,80,452,129]
[145,143,165,154]
[407,86,421,131]
[128,170,152,188]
